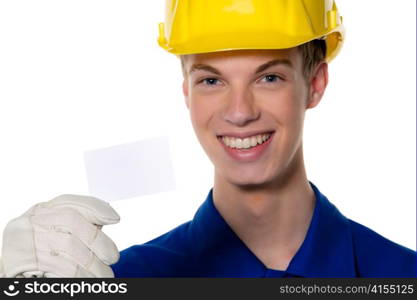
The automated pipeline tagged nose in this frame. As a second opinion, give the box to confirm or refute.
[222,86,260,126]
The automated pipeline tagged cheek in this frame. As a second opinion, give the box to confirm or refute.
[188,94,223,161]
[188,94,216,136]
[258,86,305,126]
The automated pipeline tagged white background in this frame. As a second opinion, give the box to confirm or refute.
[0,0,415,253]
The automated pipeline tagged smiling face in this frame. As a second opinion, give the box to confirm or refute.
[182,48,328,189]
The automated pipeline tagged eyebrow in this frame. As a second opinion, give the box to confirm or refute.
[189,64,221,75]
[255,59,293,73]
[188,59,293,76]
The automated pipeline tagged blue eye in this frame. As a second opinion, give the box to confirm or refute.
[262,74,280,83]
[202,78,219,85]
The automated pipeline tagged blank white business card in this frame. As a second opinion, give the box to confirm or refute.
[84,137,175,201]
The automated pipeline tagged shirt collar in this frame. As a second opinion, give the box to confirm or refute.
[189,182,357,277]
[285,182,357,277]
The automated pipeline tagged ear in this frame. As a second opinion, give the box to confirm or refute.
[306,62,328,109]
[182,79,190,109]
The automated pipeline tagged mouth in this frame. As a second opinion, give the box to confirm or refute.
[219,132,273,150]
[217,131,275,162]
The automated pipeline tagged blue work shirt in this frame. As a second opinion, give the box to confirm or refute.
[111,183,416,277]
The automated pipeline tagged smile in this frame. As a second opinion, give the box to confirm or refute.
[221,133,272,150]
[217,131,275,163]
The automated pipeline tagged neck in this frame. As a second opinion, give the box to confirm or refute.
[212,148,315,270]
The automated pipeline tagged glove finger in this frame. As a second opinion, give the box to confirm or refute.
[43,269,99,278]
[34,247,80,278]
[35,231,116,277]
[80,258,115,278]
[1,216,38,277]
[31,211,119,265]
[88,229,119,265]
[44,272,61,278]
[37,251,97,278]
[22,271,45,278]
[31,194,120,226]
[38,249,113,278]
[0,258,5,278]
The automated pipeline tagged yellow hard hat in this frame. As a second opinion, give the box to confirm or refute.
[158,0,345,62]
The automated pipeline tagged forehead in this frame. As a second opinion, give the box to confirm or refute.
[181,48,302,74]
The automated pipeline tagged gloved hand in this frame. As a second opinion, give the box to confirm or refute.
[0,194,120,278]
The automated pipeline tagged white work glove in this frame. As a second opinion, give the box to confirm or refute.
[0,194,120,278]
[0,257,4,278]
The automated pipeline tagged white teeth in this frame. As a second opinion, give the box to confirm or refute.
[230,138,236,148]
[257,135,262,144]
[222,133,271,149]
[242,138,250,149]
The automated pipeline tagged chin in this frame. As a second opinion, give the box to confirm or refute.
[225,170,275,189]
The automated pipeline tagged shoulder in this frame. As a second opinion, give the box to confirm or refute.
[111,221,194,278]
[349,219,416,277]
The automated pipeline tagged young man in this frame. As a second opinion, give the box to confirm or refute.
[0,0,416,278]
